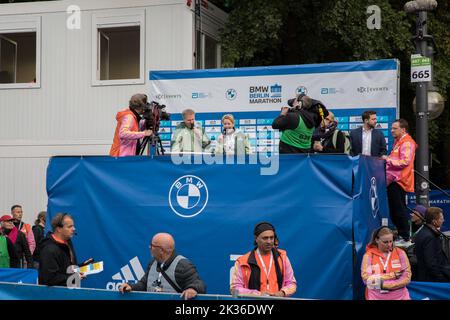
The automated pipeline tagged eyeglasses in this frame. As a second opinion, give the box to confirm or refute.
[150,243,164,250]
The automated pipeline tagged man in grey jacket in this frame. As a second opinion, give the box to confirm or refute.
[119,233,206,299]
[171,109,211,153]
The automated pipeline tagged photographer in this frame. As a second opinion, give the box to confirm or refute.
[109,93,153,157]
[272,94,328,153]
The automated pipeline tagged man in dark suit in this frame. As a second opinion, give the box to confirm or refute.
[350,110,387,157]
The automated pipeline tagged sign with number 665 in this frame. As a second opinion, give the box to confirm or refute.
[411,54,431,83]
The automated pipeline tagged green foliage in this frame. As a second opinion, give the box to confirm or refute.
[215,0,450,187]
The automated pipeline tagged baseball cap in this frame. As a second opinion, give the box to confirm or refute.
[0,215,14,222]
[413,205,427,218]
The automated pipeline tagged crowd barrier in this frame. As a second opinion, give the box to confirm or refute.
[0,280,448,300]
[45,154,390,299]
[0,281,301,300]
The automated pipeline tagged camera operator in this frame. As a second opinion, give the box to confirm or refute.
[272,94,329,153]
[109,93,153,157]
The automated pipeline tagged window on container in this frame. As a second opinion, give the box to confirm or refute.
[196,32,220,69]
[97,26,140,80]
[0,32,36,84]
[204,34,219,69]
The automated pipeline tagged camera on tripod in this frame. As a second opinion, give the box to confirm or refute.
[142,99,171,132]
[139,96,171,156]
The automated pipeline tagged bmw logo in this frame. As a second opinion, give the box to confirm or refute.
[370,177,379,218]
[169,175,209,218]
[295,86,308,96]
[225,88,237,101]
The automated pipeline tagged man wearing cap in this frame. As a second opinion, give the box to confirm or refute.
[0,214,32,268]
[411,204,427,239]
[230,222,297,297]
[0,215,20,268]
[110,93,153,157]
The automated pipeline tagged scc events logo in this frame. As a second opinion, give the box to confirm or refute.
[169,175,209,218]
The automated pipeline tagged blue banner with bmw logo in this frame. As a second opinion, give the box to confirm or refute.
[351,155,390,299]
[46,155,387,299]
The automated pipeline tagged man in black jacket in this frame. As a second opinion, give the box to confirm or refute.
[349,110,387,157]
[38,213,84,286]
[414,207,450,282]
[119,233,206,299]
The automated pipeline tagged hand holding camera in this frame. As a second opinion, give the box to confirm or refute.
[280,106,290,115]
[313,140,323,152]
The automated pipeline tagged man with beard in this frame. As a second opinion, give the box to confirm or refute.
[350,110,387,157]
[230,222,297,297]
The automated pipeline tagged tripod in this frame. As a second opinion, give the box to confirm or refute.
[139,133,166,156]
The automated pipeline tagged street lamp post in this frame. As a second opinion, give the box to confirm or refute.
[404,0,438,206]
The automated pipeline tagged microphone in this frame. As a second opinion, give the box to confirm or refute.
[404,0,437,13]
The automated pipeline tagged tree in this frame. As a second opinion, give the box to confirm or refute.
[214,0,450,188]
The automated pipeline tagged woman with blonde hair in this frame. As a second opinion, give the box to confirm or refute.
[215,114,251,155]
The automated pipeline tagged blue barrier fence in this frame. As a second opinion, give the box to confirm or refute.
[44,155,389,300]
[0,280,448,300]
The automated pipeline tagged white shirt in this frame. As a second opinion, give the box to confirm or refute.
[362,127,373,156]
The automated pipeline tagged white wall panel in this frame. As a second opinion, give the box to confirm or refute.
[0,0,225,223]
[0,158,49,225]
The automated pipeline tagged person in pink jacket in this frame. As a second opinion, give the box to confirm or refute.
[361,226,411,300]
[381,119,417,245]
[230,222,297,297]
[110,94,153,157]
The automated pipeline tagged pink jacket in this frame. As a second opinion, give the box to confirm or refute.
[361,245,411,300]
[109,109,146,157]
[386,133,417,192]
[20,223,36,255]
[230,249,297,297]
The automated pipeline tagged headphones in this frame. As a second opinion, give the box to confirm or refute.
[56,212,70,228]
[373,226,389,239]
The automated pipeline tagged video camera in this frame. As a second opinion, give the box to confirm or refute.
[287,93,308,112]
[142,99,171,133]
[286,94,328,127]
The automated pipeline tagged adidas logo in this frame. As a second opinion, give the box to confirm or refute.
[106,256,145,291]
